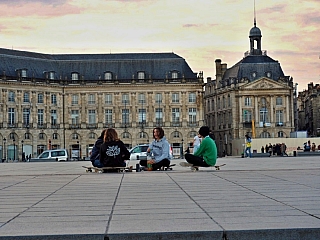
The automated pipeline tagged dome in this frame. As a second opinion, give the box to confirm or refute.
[249,26,262,37]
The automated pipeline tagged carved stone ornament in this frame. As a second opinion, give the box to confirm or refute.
[251,80,274,89]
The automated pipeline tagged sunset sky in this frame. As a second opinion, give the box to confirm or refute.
[0,0,319,91]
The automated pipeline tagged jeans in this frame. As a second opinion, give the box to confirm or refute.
[184,153,210,167]
[245,147,252,158]
[92,160,104,168]
[139,159,170,171]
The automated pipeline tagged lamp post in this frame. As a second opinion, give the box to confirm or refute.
[77,141,80,161]
[3,138,6,162]
[13,138,16,161]
[124,100,127,132]
[181,138,184,159]
[21,140,24,161]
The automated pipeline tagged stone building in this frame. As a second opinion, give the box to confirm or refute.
[0,49,204,161]
[297,82,320,137]
[204,21,295,156]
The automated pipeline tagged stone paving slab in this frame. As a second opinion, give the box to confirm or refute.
[0,157,320,239]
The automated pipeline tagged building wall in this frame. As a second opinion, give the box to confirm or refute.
[0,79,204,160]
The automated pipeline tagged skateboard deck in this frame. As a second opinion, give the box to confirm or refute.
[160,164,176,171]
[180,163,226,171]
[82,166,132,173]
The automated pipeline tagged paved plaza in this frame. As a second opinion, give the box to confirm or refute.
[0,156,320,240]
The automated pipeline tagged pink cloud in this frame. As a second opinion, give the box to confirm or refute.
[0,1,84,17]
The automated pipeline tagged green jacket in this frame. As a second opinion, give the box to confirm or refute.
[194,136,217,166]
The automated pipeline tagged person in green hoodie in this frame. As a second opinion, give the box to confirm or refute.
[181,126,217,167]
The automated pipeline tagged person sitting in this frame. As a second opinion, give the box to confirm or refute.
[139,127,171,171]
[90,129,106,168]
[181,126,217,167]
[99,128,130,169]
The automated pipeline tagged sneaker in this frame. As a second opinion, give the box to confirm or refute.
[180,162,193,167]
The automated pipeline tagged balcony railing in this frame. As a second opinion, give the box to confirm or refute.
[86,124,98,129]
[70,124,80,129]
[104,123,115,128]
[120,123,132,128]
[37,123,47,129]
[51,124,60,129]
[171,122,182,127]
[8,123,17,128]
[187,122,198,127]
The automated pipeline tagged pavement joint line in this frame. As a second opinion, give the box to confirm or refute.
[0,175,37,190]
[260,172,320,190]
[104,169,127,237]
[213,173,320,221]
[166,173,226,232]
[0,174,82,228]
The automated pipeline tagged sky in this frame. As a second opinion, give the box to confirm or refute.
[0,0,319,92]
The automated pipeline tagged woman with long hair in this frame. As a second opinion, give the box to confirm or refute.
[99,128,130,167]
[139,127,171,171]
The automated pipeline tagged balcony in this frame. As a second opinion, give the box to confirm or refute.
[171,122,182,127]
[51,124,60,129]
[8,123,17,128]
[86,124,98,129]
[104,123,115,128]
[70,124,80,129]
[154,121,164,127]
[37,123,47,129]
[138,122,148,127]
[120,123,132,128]
[187,122,198,127]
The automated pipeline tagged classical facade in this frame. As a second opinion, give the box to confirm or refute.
[0,50,204,161]
[204,22,295,156]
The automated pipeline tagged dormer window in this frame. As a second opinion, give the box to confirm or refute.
[71,72,79,80]
[266,71,272,78]
[104,72,113,80]
[252,72,257,78]
[21,69,27,78]
[137,71,145,80]
[172,71,178,79]
[49,71,55,80]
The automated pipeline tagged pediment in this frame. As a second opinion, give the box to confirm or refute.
[241,78,289,90]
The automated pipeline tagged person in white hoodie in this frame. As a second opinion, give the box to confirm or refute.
[139,127,171,171]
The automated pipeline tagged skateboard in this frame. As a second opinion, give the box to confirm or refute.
[180,163,226,171]
[82,166,132,173]
[160,164,176,171]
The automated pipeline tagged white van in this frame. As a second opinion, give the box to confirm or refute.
[37,149,69,161]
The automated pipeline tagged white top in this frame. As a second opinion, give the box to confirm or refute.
[193,135,201,147]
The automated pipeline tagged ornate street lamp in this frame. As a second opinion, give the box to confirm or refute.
[13,138,16,161]
[181,138,184,159]
[21,140,24,161]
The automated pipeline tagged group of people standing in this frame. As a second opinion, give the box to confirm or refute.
[90,126,218,171]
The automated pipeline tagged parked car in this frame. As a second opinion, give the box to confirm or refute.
[36,149,69,161]
[129,144,149,161]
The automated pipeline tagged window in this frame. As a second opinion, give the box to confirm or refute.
[223,96,226,108]
[23,92,30,103]
[138,71,145,80]
[51,94,57,105]
[8,91,15,102]
[276,97,282,106]
[88,94,95,104]
[189,93,196,103]
[139,132,147,138]
[266,72,272,78]
[105,109,113,124]
[244,97,252,106]
[276,110,283,124]
[155,93,162,103]
[24,133,31,140]
[72,133,79,140]
[72,95,79,105]
[89,132,96,139]
[278,131,284,137]
[23,108,30,126]
[188,108,196,123]
[88,110,96,124]
[259,108,268,123]
[8,108,15,124]
[38,109,44,125]
[71,72,79,80]
[71,110,79,124]
[156,108,162,123]
[122,132,130,139]
[122,94,129,104]
[228,95,231,107]
[173,131,180,138]
[138,108,146,124]
[104,72,112,80]
[39,133,45,140]
[38,93,44,104]
[49,71,55,80]
[122,109,129,124]
[243,110,252,122]
[172,71,178,79]
[52,133,58,140]
[172,108,180,122]
[211,99,215,111]
[138,93,146,104]
[105,94,112,105]
[172,93,179,103]
[51,110,57,125]
[21,69,27,78]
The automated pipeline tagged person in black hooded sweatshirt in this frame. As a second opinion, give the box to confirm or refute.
[90,129,106,168]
